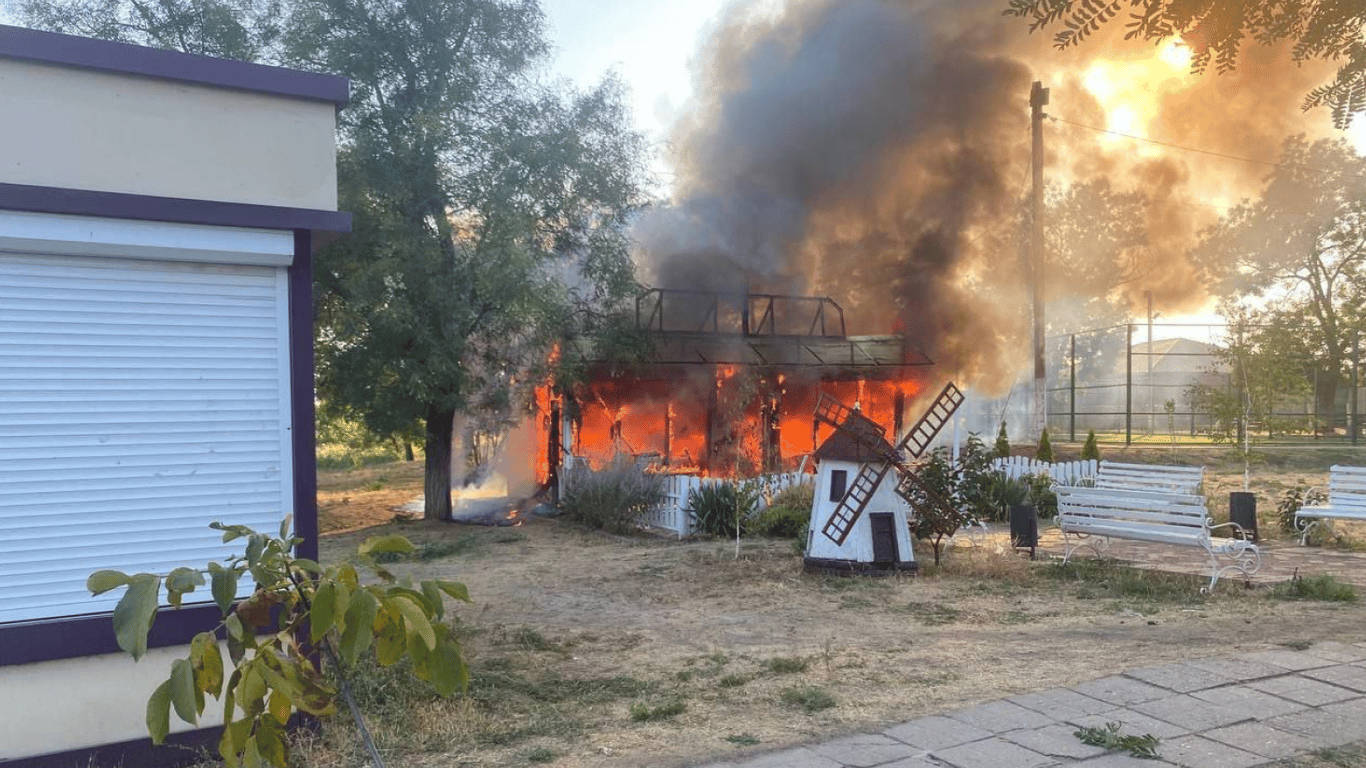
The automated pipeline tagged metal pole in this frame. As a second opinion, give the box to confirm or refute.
[1146,291,1154,435]
[1126,323,1133,446]
[1354,331,1360,446]
[1030,81,1049,441]
[1070,333,1077,442]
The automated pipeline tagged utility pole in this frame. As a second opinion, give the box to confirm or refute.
[1030,81,1049,440]
[1146,290,1154,435]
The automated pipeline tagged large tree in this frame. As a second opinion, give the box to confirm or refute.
[1003,0,1366,127]
[1193,135,1366,430]
[17,0,650,520]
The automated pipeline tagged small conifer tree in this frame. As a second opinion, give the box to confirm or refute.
[993,422,1011,458]
[1036,428,1054,463]
[1081,429,1101,461]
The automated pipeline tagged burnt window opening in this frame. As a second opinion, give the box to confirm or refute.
[829,469,847,502]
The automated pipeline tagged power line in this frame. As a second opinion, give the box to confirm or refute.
[1047,114,1361,178]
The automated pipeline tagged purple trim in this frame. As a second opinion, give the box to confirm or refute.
[0,182,351,233]
[0,604,224,666]
[5,724,224,768]
[291,231,320,563]
[0,23,348,105]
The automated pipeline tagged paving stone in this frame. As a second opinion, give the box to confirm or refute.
[1249,675,1360,705]
[945,699,1055,733]
[1322,696,1366,724]
[1001,724,1110,759]
[1264,709,1366,747]
[1131,694,1251,731]
[808,734,921,767]
[1071,708,1190,740]
[1240,649,1337,672]
[1304,664,1366,693]
[1307,641,1366,662]
[1072,675,1170,706]
[729,747,842,768]
[1073,751,1181,767]
[877,756,953,768]
[1009,688,1116,720]
[1185,656,1290,683]
[1189,684,1310,719]
[1124,662,1235,693]
[1202,721,1320,759]
[1156,735,1267,768]
[883,715,992,751]
[931,736,1056,768]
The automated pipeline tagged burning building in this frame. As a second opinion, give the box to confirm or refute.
[537,287,936,484]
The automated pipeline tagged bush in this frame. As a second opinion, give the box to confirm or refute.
[1025,474,1058,519]
[1081,430,1100,461]
[1036,428,1053,463]
[750,483,814,538]
[993,422,1011,458]
[1277,486,1328,533]
[1274,574,1358,602]
[559,457,667,534]
[688,481,760,537]
[904,447,974,565]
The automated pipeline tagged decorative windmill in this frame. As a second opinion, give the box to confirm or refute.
[803,383,963,573]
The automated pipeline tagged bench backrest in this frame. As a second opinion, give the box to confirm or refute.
[1056,486,1211,544]
[1095,461,1204,494]
[1327,466,1366,507]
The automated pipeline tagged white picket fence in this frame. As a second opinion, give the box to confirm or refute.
[646,470,810,537]
[989,456,1097,486]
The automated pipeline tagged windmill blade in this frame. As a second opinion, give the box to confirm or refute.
[892,466,960,522]
[894,382,964,459]
[813,391,890,454]
[821,462,893,546]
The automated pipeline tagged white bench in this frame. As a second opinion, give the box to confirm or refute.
[1055,484,1259,593]
[1094,461,1204,494]
[1295,466,1366,545]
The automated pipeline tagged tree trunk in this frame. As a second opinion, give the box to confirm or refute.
[424,407,455,521]
[1317,376,1341,433]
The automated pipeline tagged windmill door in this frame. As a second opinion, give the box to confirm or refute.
[869,513,898,564]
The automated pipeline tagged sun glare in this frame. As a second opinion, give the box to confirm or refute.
[1158,38,1191,70]
[1107,104,1141,137]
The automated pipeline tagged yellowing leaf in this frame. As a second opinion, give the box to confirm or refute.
[391,594,436,650]
[267,690,292,725]
[358,534,415,558]
[310,581,337,644]
[87,570,130,596]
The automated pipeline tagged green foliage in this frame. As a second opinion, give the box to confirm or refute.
[1081,430,1100,461]
[993,422,1011,458]
[1036,429,1053,463]
[779,686,836,713]
[629,699,686,722]
[762,656,809,674]
[558,458,667,534]
[1274,574,1359,602]
[1073,722,1161,759]
[904,447,974,566]
[724,733,760,746]
[88,521,471,768]
[1004,1,1366,128]
[985,473,1031,521]
[688,481,761,538]
[1278,486,1329,533]
[749,482,813,539]
[526,747,560,763]
[718,674,750,688]
[1025,474,1058,519]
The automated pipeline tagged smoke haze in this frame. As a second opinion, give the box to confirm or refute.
[633,0,1344,393]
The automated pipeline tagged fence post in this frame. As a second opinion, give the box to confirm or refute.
[1126,323,1133,446]
[1354,331,1360,446]
[1070,333,1077,442]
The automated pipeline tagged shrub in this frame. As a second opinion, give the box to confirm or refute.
[763,656,809,674]
[904,447,974,565]
[993,422,1011,458]
[985,473,1030,521]
[1025,474,1058,519]
[688,481,760,537]
[750,482,813,538]
[780,686,836,713]
[1274,574,1358,602]
[1081,430,1100,461]
[630,699,687,722]
[559,457,667,534]
[1036,428,1053,463]
[1277,486,1328,533]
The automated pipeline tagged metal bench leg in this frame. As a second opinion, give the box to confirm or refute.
[1296,516,1320,546]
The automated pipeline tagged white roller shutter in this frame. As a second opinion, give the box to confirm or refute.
[0,214,294,624]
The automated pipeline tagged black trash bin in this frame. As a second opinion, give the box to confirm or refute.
[1010,504,1039,559]
[1229,491,1257,542]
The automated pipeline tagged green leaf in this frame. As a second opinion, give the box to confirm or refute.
[267,690,292,725]
[239,665,267,709]
[391,593,436,650]
[339,589,377,666]
[373,608,406,666]
[210,564,240,614]
[146,679,172,744]
[211,521,254,543]
[169,658,199,725]
[433,579,473,603]
[191,631,225,697]
[242,735,264,768]
[421,580,445,620]
[256,718,288,767]
[87,569,130,596]
[358,534,416,557]
[310,581,338,644]
[225,614,248,665]
[112,574,161,660]
[427,627,468,697]
[278,514,293,541]
[165,567,206,608]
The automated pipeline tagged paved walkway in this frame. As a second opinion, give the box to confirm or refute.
[691,642,1366,768]
[691,531,1366,768]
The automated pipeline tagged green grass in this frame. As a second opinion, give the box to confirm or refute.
[630,699,687,722]
[372,535,483,563]
[1039,559,1209,603]
[316,442,405,470]
[898,601,963,625]
[1273,574,1359,602]
[526,747,559,763]
[717,674,750,688]
[723,733,760,746]
[779,686,836,713]
[762,656,809,674]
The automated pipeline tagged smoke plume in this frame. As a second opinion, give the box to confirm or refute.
[633,0,1343,393]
